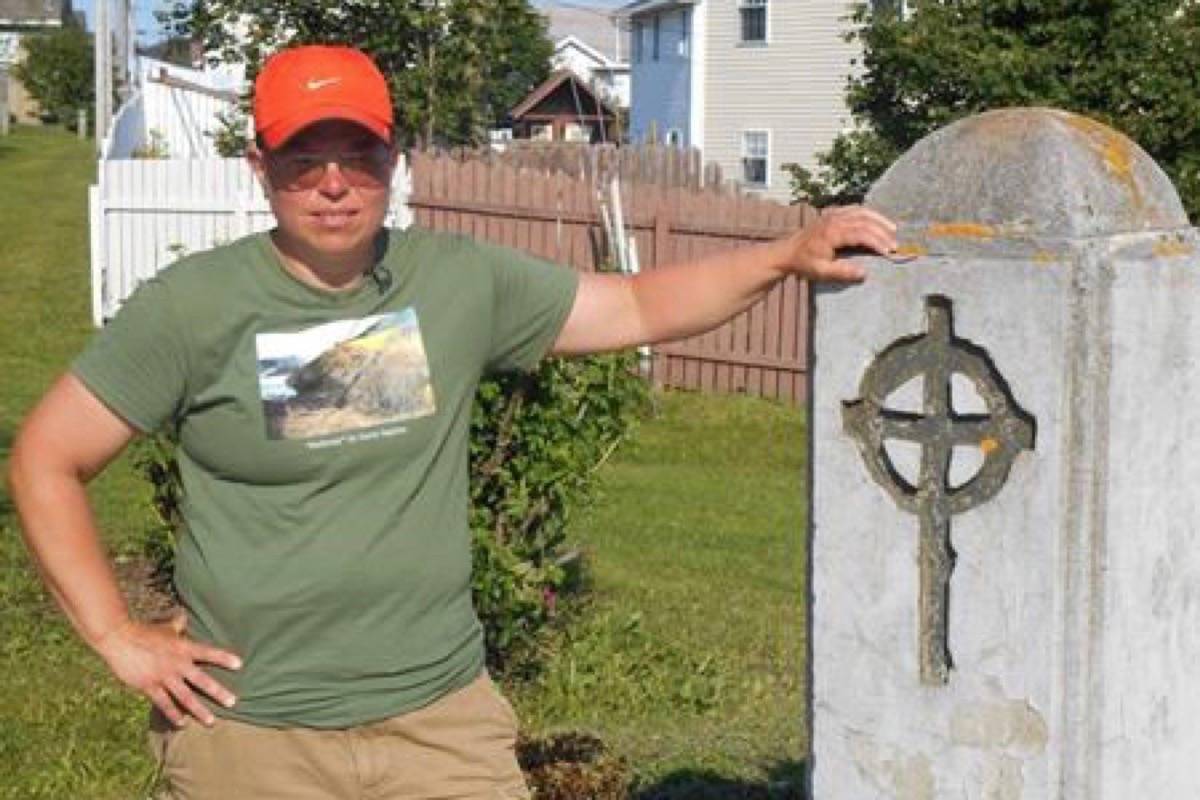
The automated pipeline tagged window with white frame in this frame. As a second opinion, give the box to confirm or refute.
[740,0,768,44]
[742,130,769,187]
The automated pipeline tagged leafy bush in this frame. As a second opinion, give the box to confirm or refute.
[11,26,93,126]
[208,106,250,158]
[137,351,648,669]
[470,352,649,671]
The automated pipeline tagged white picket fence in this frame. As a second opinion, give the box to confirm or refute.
[89,157,412,325]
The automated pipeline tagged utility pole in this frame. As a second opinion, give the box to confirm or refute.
[0,66,9,136]
[94,0,112,152]
[113,0,135,104]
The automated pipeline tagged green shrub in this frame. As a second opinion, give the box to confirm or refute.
[136,351,648,669]
[470,352,649,671]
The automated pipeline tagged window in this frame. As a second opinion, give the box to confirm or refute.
[679,9,690,57]
[564,123,591,143]
[871,0,909,20]
[740,0,768,44]
[742,130,769,187]
[633,21,643,62]
[652,14,660,60]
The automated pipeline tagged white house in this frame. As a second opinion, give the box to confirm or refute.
[552,34,630,110]
[621,0,863,202]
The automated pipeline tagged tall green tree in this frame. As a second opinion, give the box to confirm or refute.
[791,0,1200,220]
[12,26,94,126]
[162,0,554,147]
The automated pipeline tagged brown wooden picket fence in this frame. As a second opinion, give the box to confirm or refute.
[407,148,816,405]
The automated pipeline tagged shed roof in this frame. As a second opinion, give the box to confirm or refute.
[510,69,616,121]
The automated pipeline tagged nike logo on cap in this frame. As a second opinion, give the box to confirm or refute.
[305,77,341,91]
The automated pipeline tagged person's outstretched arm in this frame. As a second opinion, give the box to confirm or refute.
[7,374,241,727]
[552,206,896,355]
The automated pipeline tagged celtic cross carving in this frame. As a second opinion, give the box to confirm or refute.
[842,296,1035,685]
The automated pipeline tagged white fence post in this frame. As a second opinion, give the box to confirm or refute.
[88,184,104,327]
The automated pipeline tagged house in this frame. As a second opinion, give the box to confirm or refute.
[619,0,863,202]
[541,3,631,108]
[508,69,619,144]
[0,0,75,124]
[552,34,630,110]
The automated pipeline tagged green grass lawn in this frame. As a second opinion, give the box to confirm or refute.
[0,125,811,799]
[0,127,164,798]
[512,391,809,798]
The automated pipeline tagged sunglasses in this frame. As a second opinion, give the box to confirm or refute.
[265,147,394,191]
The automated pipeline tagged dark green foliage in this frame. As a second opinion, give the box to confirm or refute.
[11,26,94,126]
[137,352,648,669]
[793,0,1200,220]
[470,352,649,671]
[129,435,183,596]
[208,107,250,158]
[161,0,554,147]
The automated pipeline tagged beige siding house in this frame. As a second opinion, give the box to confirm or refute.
[623,0,860,203]
[1,0,75,124]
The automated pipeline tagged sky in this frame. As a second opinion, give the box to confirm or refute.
[75,0,628,46]
[74,1,167,44]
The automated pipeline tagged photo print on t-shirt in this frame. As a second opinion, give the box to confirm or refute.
[255,310,436,441]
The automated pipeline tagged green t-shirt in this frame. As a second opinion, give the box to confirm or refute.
[73,228,579,728]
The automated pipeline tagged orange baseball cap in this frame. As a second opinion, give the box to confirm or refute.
[253,45,393,149]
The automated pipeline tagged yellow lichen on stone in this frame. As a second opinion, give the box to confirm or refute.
[894,243,929,259]
[980,437,1000,455]
[1153,238,1194,258]
[1059,112,1141,203]
[928,222,997,240]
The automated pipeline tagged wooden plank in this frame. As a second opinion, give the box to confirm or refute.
[781,275,800,404]
[652,344,804,372]
[514,167,531,255]
[764,282,782,401]
[797,278,811,403]
[528,168,547,260]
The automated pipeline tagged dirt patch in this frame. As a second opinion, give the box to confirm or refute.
[113,555,178,623]
[519,732,631,799]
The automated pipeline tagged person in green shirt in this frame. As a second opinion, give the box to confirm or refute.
[7,45,897,799]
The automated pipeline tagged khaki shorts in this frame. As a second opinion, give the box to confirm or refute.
[147,672,530,800]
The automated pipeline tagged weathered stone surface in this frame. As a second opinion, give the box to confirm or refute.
[811,108,1200,798]
[866,107,1189,241]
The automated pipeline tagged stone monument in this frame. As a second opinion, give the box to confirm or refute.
[811,107,1200,798]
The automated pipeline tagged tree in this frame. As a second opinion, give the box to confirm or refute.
[790,1,1200,221]
[162,0,554,147]
[12,26,94,126]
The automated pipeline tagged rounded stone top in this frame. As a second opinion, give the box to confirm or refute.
[866,108,1189,239]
